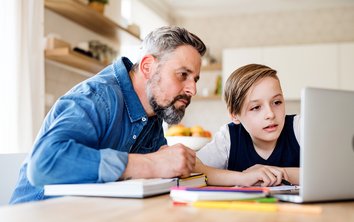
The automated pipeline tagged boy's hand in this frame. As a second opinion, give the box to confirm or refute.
[242,164,289,187]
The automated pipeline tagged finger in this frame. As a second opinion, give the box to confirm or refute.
[183,147,196,165]
[272,167,290,184]
[185,156,196,173]
[179,160,194,177]
[262,169,277,186]
[253,181,262,186]
[268,168,283,185]
[175,152,195,176]
[184,146,197,156]
[258,171,271,187]
[186,150,196,162]
[180,170,192,178]
[259,176,270,187]
[282,169,290,181]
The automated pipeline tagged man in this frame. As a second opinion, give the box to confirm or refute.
[10,26,206,204]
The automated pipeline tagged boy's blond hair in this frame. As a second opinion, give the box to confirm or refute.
[224,64,280,115]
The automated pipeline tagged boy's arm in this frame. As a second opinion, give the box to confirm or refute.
[194,158,244,186]
[283,167,299,185]
[194,158,289,187]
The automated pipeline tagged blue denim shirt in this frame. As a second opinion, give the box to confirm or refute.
[10,57,167,204]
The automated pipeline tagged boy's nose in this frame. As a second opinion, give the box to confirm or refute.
[265,106,275,119]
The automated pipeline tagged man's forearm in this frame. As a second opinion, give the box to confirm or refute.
[120,153,155,180]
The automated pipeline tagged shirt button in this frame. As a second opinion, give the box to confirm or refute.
[142,117,147,122]
[133,135,137,140]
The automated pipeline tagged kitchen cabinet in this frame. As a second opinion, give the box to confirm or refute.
[45,0,141,43]
[338,42,354,91]
[44,0,141,74]
[223,42,354,100]
[263,44,337,99]
[45,48,106,74]
[195,63,222,100]
[44,0,143,112]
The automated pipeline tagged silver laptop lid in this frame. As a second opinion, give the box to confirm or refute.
[300,87,354,202]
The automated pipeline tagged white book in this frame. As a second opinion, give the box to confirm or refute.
[44,173,207,198]
[170,187,267,203]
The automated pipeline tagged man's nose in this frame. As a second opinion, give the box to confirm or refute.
[184,79,197,97]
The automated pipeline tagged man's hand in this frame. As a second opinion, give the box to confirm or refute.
[148,144,196,178]
[241,164,289,187]
[121,144,196,180]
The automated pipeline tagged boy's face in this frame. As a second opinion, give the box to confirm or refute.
[147,45,201,124]
[235,77,286,147]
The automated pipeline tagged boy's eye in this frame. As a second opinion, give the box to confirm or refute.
[274,100,283,105]
[250,105,260,111]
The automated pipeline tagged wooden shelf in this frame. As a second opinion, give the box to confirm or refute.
[45,0,141,43]
[201,63,222,71]
[45,48,106,73]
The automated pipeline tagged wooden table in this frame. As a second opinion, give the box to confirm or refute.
[0,195,353,222]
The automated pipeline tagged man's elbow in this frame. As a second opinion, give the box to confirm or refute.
[27,153,53,187]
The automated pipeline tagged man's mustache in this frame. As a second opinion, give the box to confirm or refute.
[172,94,191,107]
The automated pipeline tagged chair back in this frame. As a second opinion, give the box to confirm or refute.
[0,153,27,205]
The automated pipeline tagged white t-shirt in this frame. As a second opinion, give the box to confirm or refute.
[196,115,301,169]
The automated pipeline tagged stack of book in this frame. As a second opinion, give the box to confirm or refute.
[170,186,322,214]
[170,186,269,203]
[44,173,207,198]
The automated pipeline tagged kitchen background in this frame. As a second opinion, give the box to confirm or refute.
[44,0,354,136]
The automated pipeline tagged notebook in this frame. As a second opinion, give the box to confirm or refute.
[44,173,207,198]
[170,186,268,203]
[274,87,354,203]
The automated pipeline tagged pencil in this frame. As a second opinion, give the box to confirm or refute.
[192,201,322,214]
[192,201,277,212]
[281,179,294,186]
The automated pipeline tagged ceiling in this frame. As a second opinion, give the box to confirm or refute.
[144,0,354,21]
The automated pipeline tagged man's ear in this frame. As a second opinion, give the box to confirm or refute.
[139,55,155,79]
[230,113,241,124]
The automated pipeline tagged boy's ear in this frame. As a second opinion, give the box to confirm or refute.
[230,114,241,124]
[139,55,155,79]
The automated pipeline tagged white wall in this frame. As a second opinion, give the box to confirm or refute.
[222,43,354,100]
[176,6,354,62]
[176,6,354,136]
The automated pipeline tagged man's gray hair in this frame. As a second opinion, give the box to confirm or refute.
[132,26,206,70]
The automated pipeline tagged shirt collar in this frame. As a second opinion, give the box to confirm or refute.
[112,57,147,123]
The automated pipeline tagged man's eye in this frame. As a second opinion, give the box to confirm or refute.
[181,72,188,77]
[178,72,188,80]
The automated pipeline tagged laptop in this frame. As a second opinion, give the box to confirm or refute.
[273,87,354,203]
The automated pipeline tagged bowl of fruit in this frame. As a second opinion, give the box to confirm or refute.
[165,125,212,151]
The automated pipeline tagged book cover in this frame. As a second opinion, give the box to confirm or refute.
[170,186,267,203]
[178,173,207,187]
[44,174,207,198]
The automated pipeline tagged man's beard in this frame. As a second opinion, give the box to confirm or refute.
[149,94,191,125]
[146,72,191,125]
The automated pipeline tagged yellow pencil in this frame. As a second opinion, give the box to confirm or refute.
[192,201,277,212]
[192,201,322,214]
